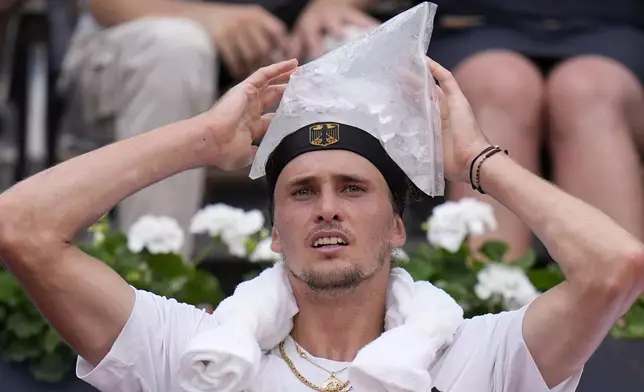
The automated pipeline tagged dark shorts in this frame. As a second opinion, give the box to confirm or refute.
[427,19,644,84]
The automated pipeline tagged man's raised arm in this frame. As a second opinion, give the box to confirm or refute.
[0,60,297,366]
[429,58,644,388]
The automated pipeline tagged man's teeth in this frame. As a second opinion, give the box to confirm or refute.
[313,237,347,247]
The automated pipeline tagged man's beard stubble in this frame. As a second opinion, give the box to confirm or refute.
[286,240,391,296]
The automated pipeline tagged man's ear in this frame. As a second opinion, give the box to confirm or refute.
[391,214,406,248]
[271,226,283,253]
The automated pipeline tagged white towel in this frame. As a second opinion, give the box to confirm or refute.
[178,262,463,392]
[178,262,298,392]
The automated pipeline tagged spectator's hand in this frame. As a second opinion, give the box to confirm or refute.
[289,0,379,61]
[427,58,491,184]
[204,59,298,171]
[204,4,290,79]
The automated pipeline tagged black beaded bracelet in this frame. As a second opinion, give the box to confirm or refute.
[469,145,496,189]
[473,146,508,194]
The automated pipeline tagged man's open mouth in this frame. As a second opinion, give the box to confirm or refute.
[312,236,348,248]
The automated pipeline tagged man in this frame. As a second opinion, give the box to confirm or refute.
[2,2,644,388]
[58,0,379,256]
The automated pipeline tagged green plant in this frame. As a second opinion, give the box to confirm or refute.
[3,199,643,384]
[403,239,556,317]
[401,198,644,339]
[0,216,225,382]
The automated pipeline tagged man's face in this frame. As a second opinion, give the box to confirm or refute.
[271,150,406,294]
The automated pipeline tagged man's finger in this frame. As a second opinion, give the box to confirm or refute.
[246,58,298,89]
[268,67,296,86]
[260,113,275,134]
[426,57,462,96]
[260,84,287,112]
[435,85,449,130]
[252,113,276,141]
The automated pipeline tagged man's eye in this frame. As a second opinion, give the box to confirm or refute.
[343,185,364,193]
[293,188,312,196]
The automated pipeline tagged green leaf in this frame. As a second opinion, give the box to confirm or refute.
[0,272,20,306]
[125,269,144,284]
[527,268,564,292]
[242,270,261,281]
[6,313,46,338]
[146,253,191,279]
[617,299,644,338]
[29,351,73,382]
[469,259,487,273]
[0,305,6,322]
[479,241,509,261]
[433,280,475,307]
[416,244,442,264]
[512,249,536,270]
[3,337,43,362]
[42,327,63,354]
[177,269,224,306]
[245,237,258,258]
[403,258,435,281]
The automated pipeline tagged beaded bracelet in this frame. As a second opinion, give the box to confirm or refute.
[469,145,508,194]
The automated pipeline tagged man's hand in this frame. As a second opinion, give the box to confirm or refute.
[289,0,379,61]
[426,58,491,184]
[0,57,297,367]
[199,4,290,79]
[204,58,298,171]
[428,57,644,387]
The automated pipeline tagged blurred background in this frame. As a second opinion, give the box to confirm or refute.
[0,0,643,390]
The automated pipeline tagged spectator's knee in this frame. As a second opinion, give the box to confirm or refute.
[454,51,544,124]
[124,18,217,109]
[133,17,214,65]
[546,56,640,114]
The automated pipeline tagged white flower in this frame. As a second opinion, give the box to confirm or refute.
[222,231,249,258]
[474,263,539,310]
[127,215,184,254]
[228,209,265,238]
[427,198,498,252]
[191,204,266,257]
[391,248,409,263]
[249,237,282,262]
[190,204,241,237]
[92,231,105,245]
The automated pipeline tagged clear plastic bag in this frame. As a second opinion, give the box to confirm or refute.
[250,1,444,196]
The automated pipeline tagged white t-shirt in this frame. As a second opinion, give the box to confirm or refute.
[77,288,582,392]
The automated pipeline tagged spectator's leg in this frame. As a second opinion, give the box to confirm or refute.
[62,18,217,256]
[447,50,545,260]
[546,56,644,239]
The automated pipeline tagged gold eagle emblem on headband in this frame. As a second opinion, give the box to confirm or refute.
[309,123,340,147]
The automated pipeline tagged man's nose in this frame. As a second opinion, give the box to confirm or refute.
[316,189,344,222]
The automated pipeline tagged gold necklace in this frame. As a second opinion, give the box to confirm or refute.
[279,340,352,392]
[293,339,349,377]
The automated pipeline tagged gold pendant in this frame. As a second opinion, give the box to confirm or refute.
[322,377,347,392]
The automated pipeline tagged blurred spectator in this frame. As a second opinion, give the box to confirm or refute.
[427,0,644,260]
[57,0,379,256]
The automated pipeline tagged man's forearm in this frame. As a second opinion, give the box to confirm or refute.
[0,114,213,244]
[479,153,644,287]
[89,0,210,28]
